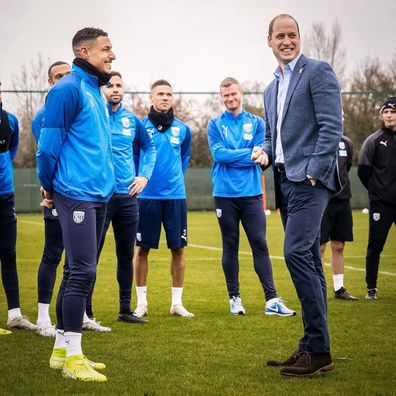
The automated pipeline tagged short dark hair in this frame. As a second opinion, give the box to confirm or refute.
[110,71,122,79]
[47,61,69,78]
[72,27,108,54]
[151,79,172,90]
[268,14,300,37]
[220,77,240,89]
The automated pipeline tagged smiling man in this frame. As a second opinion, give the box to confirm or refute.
[37,27,116,382]
[252,14,343,377]
[207,77,295,317]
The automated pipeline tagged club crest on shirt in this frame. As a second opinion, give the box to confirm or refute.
[216,208,222,218]
[121,117,130,128]
[243,123,252,133]
[373,212,380,221]
[73,210,85,224]
[146,128,155,138]
[171,127,180,137]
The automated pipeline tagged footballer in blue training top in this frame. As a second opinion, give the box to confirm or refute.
[36,27,117,382]
[89,71,156,325]
[0,81,37,334]
[134,79,194,318]
[207,77,295,317]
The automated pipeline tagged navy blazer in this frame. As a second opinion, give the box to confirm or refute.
[263,54,343,207]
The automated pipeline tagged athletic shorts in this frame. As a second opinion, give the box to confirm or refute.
[320,199,353,244]
[136,199,187,249]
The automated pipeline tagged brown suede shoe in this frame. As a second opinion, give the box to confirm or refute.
[280,351,334,377]
[266,350,302,367]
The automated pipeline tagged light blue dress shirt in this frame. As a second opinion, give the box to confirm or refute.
[274,53,302,164]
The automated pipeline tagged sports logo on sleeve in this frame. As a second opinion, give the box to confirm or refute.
[73,210,85,224]
[216,208,222,218]
[373,213,380,221]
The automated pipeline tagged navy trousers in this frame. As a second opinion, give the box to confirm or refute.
[53,192,106,333]
[278,174,331,353]
[87,194,139,315]
[214,195,277,301]
[0,194,19,310]
[37,208,64,304]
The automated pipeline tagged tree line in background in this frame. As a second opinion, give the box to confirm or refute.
[8,21,396,169]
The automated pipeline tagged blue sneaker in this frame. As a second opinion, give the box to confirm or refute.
[265,298,296,316]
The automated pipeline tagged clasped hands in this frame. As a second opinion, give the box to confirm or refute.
[251,146,269,166]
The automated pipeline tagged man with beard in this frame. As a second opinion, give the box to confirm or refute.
[32,61,111,335]
[37,27,116,382]
[89,71,155,324]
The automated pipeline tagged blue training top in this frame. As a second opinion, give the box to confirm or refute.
[37,64,115,202]
[207,110,265,198]
[107,103,156,194]
[139,117,191,199]
[31,106,45,143]
[0,111,19,195]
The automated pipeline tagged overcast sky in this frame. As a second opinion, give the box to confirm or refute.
[2,0,395,94]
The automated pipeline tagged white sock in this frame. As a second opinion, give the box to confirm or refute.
[37,303,51,325]
[54,329,66,349]
[136,286,148,306]
[83,311,90,323]
[333,274,344,292]
[8,308,22,321]
[64,332,83,357]
[171,287,183,306]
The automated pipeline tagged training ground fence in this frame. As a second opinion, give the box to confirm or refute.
[15,167,368,213]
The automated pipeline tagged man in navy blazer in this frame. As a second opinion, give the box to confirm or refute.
[252,14,343,377]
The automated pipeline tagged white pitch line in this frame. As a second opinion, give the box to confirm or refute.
[19,221,396,277]
[188,243,396,277]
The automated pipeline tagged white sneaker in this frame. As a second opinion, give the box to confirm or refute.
[170,304,194,317]
[265,297,296,317]
[7,316,37,330]
[134,304,148,318]
[37,322,56,337]
[82,318,111,332]
[230,296,246,315]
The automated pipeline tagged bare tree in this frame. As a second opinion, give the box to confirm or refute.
[343,57,396,161]
[304,20,346,85]
[12,54,48,167]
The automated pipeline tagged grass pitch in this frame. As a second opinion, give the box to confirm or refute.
[0,211,395,395]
